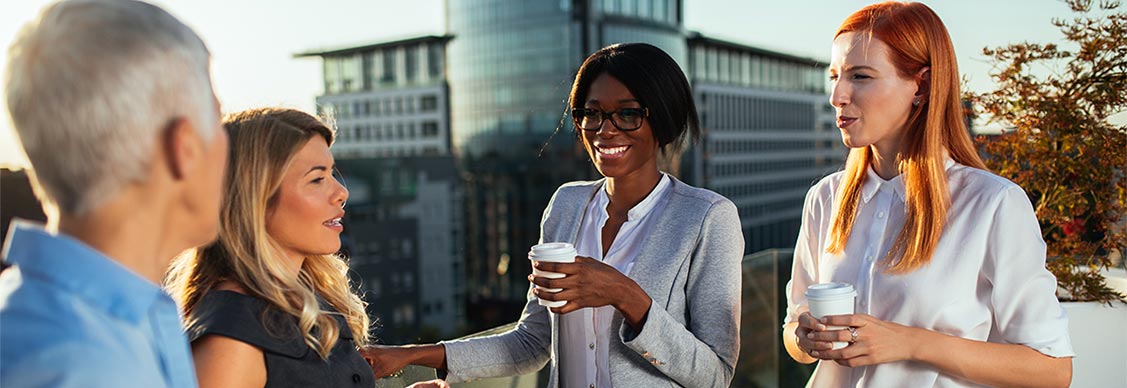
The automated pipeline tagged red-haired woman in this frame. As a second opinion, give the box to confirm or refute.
[783,2,1073,387]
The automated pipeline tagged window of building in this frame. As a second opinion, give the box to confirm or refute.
[405,45,418,83]
[719,49,731,84]
[323,57,340,94]
[381,49,395,84]
[422,122,439,137]
[421,96,438,111]
[428,43,443,80]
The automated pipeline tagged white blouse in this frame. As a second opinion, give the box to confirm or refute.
[785,161,1074,388]
[559,174,672,388]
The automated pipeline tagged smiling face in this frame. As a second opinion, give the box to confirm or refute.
[579,73,660,180]
[829,32,922,154]
[265,135,348,264]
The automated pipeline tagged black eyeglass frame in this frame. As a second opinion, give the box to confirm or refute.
[571,107,650,132]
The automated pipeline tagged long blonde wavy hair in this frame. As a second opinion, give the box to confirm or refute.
[826,2,986,273]
[166,108,370,358]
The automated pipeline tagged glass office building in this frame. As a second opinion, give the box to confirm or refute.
[445,0,696,328]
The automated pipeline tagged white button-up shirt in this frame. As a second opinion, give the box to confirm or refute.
[786,161,1073,387]
[559,174,672,388]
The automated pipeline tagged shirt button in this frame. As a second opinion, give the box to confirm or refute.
[590,385,596,388]
[866,255,874,262]
[877,211,886,218]
[352,374,361,383]
[589,343,595,350]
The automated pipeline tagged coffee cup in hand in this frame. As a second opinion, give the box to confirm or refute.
[804,282,857,349]
[528,242,577,307]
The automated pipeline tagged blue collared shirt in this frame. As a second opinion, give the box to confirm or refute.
[0,221,198,388]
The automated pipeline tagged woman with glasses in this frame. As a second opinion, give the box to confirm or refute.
[362,43,743,388]
[165,108,448,388]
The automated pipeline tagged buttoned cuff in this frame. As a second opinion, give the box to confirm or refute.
[619,302,669,367]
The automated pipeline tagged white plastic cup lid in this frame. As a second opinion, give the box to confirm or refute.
[529,242,575,257]
[804,282,857,300]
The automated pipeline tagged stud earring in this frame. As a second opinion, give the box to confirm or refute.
[912,99,921,106]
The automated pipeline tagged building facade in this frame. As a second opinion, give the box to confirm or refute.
[682,35,845,254]
[300,36,452,159]
[298,37,465,341]
[301,0,843,333]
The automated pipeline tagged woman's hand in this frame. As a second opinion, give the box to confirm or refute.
[359,345,413,379]
[792,312,829,360]
[530,256,652,329]
[405,379,450,388]
[805,313,920,367]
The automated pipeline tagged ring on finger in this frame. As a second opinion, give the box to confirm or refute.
[847,327,859,344]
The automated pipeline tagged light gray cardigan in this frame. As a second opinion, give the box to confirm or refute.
[441,176,744,388]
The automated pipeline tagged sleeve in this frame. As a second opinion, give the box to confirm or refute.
[983,185,1074,357]
[617,199,743,388]
[441,286,552,382]
[784,183,822,325]
[188,293,309,358]
[439,187,566,382]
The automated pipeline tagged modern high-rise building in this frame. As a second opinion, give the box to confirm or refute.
[298,36,452,159]
[301,0,842,333]
[332,156,465,341]
[445,0,711,329]
[297,37,465,341]
[682,34,844,253]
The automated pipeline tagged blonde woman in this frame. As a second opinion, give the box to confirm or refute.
[166,108,447,388]
[784,3,1072,388]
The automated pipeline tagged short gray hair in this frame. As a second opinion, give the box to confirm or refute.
[5,0,217,215]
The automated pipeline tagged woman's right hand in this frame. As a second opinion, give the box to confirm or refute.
[359,345,414,379]
[795,311,833,358]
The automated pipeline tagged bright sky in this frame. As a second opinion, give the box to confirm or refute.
[0,0,1086,168]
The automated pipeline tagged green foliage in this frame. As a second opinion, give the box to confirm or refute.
[970,0,1126,304]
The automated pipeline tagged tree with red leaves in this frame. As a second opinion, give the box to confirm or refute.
[971,0,1126,303]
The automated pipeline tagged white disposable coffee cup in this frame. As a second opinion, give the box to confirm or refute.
[804,282,857,349]
[528,242,577,308]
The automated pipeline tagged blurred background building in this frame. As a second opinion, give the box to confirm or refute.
[298,0,844,349]
[297,36,466,341]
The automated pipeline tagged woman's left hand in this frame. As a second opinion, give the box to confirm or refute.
[807,313,920,367]
[405,379,450,388]
[530,256,651,327]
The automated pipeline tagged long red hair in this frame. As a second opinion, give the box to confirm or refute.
[825,2,986,273]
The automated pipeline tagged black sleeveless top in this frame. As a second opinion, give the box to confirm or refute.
[186,290,375,388]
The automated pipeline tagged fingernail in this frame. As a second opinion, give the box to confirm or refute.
[806,333,813,339]
[810,351,819,357]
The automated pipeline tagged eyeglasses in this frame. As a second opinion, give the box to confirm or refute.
[571,107,649,131]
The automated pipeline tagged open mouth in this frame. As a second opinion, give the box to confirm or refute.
[836,116,857,128]
[323,217,343,230]
[596,145,629,159]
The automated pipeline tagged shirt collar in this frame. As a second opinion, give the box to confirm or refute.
[861,159,956,204]
[2,220,165,323]
[597,173,673,221]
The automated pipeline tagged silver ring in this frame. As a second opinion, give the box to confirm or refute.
[848,327,858,344]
